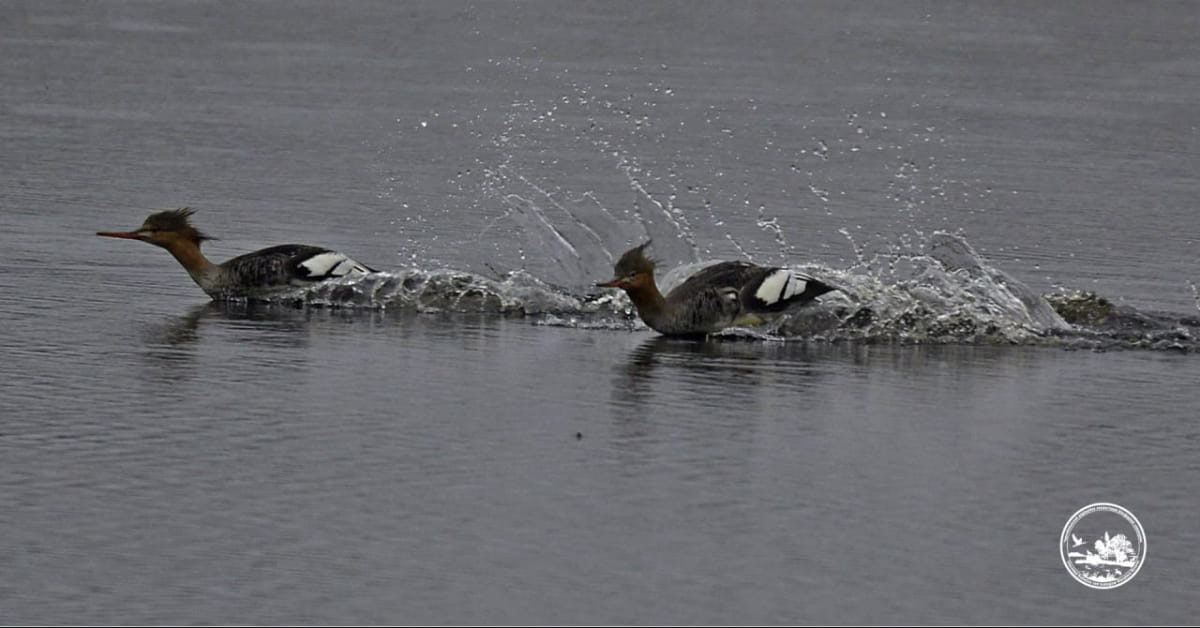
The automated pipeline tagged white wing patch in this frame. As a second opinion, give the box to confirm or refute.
[299,252,370,279]
[754,269,807,306]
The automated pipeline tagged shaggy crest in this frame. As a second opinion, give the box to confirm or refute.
[612,240,656,277]
[141,207,214,242]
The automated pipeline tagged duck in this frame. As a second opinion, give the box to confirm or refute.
[596,241,835,336]
[97,208,375,299]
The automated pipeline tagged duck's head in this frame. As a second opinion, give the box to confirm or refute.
[596,240,656,291]
[97,208,215,249]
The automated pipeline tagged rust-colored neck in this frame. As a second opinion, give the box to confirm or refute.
[623,273,667,325]
[160,238,217,277]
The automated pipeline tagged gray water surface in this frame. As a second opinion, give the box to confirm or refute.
[2,1,1199,624]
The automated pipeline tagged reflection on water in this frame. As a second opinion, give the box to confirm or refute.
[8,302,1200,625]
[613,335,829,413]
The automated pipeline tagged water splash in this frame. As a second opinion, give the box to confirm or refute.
[283,268,621,317]
[368,58,1196,351]
[249,232,1198,352]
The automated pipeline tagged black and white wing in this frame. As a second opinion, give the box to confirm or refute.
[290,248,375,282]
[741,267,835,312]
[221,244,375,290]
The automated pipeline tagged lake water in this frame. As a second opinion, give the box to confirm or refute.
[2,1,1198,624]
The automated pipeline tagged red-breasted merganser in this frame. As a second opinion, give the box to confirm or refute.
[97,208,375,299]
[597,241,835,336]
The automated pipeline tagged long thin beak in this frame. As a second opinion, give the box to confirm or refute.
[596,278,625,289]
[96,230,143,240]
